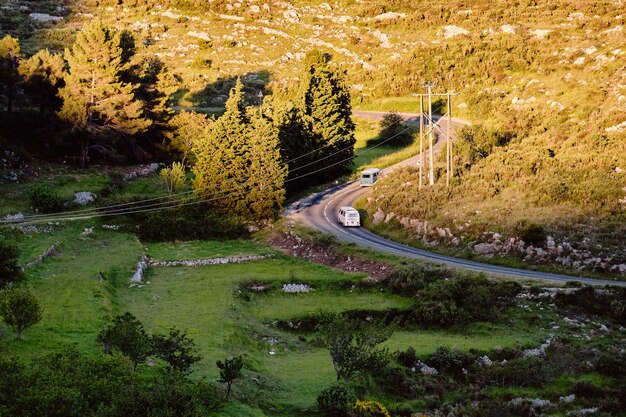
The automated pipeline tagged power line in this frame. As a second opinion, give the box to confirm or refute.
[2,121,416,226]
[9,112,410,222]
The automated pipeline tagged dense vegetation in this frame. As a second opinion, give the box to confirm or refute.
[1,1,625,416]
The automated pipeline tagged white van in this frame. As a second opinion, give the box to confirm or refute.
[338,206,360,227]
[360,168,381,186]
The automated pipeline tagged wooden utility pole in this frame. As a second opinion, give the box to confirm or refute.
[419,95,424,189]
[425,82,435,186]
[446,92,452,187]
[414,85,459,187]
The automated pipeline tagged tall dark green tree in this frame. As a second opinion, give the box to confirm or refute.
[216,355,243,399]
[273,102,317,193]
[246,110,287,219]
[0,240,22,287]
[300,51,355,180]
[193,78,286,220]
[18,49,65,116]
[0,35,22,114]
[58,20,151,166]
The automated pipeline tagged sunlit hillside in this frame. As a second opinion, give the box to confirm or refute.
[2,0,624,270]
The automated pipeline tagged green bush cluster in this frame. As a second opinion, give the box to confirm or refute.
[28,184,63,213]
[554,285,626,324]
[125,204,248,242]
[0,349,223,417]
[317,382,357,417]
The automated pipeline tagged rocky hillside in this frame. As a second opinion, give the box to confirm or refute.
[2,0,625,273]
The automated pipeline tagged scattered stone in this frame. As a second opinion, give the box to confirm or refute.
[101,224,120,230]
[24,244,61,269]
[123,163,161,181]
[474,243,495,255]
[560,394,576,403]
[475,355,493,367]
[523,337,553,357]
[439,25,470,38]
[3,212,24,223]
[130,256,148,286]
[599,324,609,332]
[29,13,63,23]
[73,192,96,205]
[148,254,273,267]
[282,283,312,293]
[81,227,93,236]
[414,361,438,375]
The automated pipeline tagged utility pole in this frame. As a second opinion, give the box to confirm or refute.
[419,95,424,189]
[446,91,452,187]
[424,82,436,186]
[414,85,459,188]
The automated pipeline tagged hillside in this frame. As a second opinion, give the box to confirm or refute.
[2,0,624,274]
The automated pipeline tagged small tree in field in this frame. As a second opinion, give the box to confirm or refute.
[151,327,200,373]
[160,162,186,195]
[216,355,243,399]
[317,313,394,381]
[0,286,42,340]
[97,312,151,370]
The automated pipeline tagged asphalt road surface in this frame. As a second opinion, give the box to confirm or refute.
[287,111,625,287]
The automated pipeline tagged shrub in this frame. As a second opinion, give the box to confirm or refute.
[518,222,546,246]
[317,382,357,417]
[128,204,248,242]
[0,240,22,287]
[428,347,475,379]
[28,184,63,212]
[372,111,413,147]
[384,263,450,297]
[159,162,186,194]
[412,275,521,327]
[396,346,417,368]
[350,400,391,417]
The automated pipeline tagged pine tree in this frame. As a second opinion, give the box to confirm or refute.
[58,20,150,165]
[18,49,65,116]
[192,79,286,220]
[246,110,287,219]
[0,35,22,114]
[300,51,356,180]
[273,102,317,193]
[193,78,250,215]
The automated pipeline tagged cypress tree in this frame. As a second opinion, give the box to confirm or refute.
[247,110,287,219]
[193,78,251,216]
[193,78,286,220]
[300,52,356,180]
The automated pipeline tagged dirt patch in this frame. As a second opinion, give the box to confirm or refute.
[267,230,393,280]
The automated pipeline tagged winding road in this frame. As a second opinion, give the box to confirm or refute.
[287,111,625,287]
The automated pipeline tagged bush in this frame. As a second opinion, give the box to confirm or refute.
[396,346,417,368]
[159,162,186,194]
[0,240,22,287]
[317,383,357,417]
[28,184,63,212]
[412,275,521,327]
[384,263,450,296]
[372,111,413,147]
[127,204,248,242]
[350,400,390,417]
[519,222,546,246]
[428,347,475,379]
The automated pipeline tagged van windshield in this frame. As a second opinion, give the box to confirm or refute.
[347,212,359,218]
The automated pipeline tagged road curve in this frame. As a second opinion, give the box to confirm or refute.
[287,111,625,287]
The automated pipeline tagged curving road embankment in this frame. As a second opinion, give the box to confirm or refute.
[286,111,625,287]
